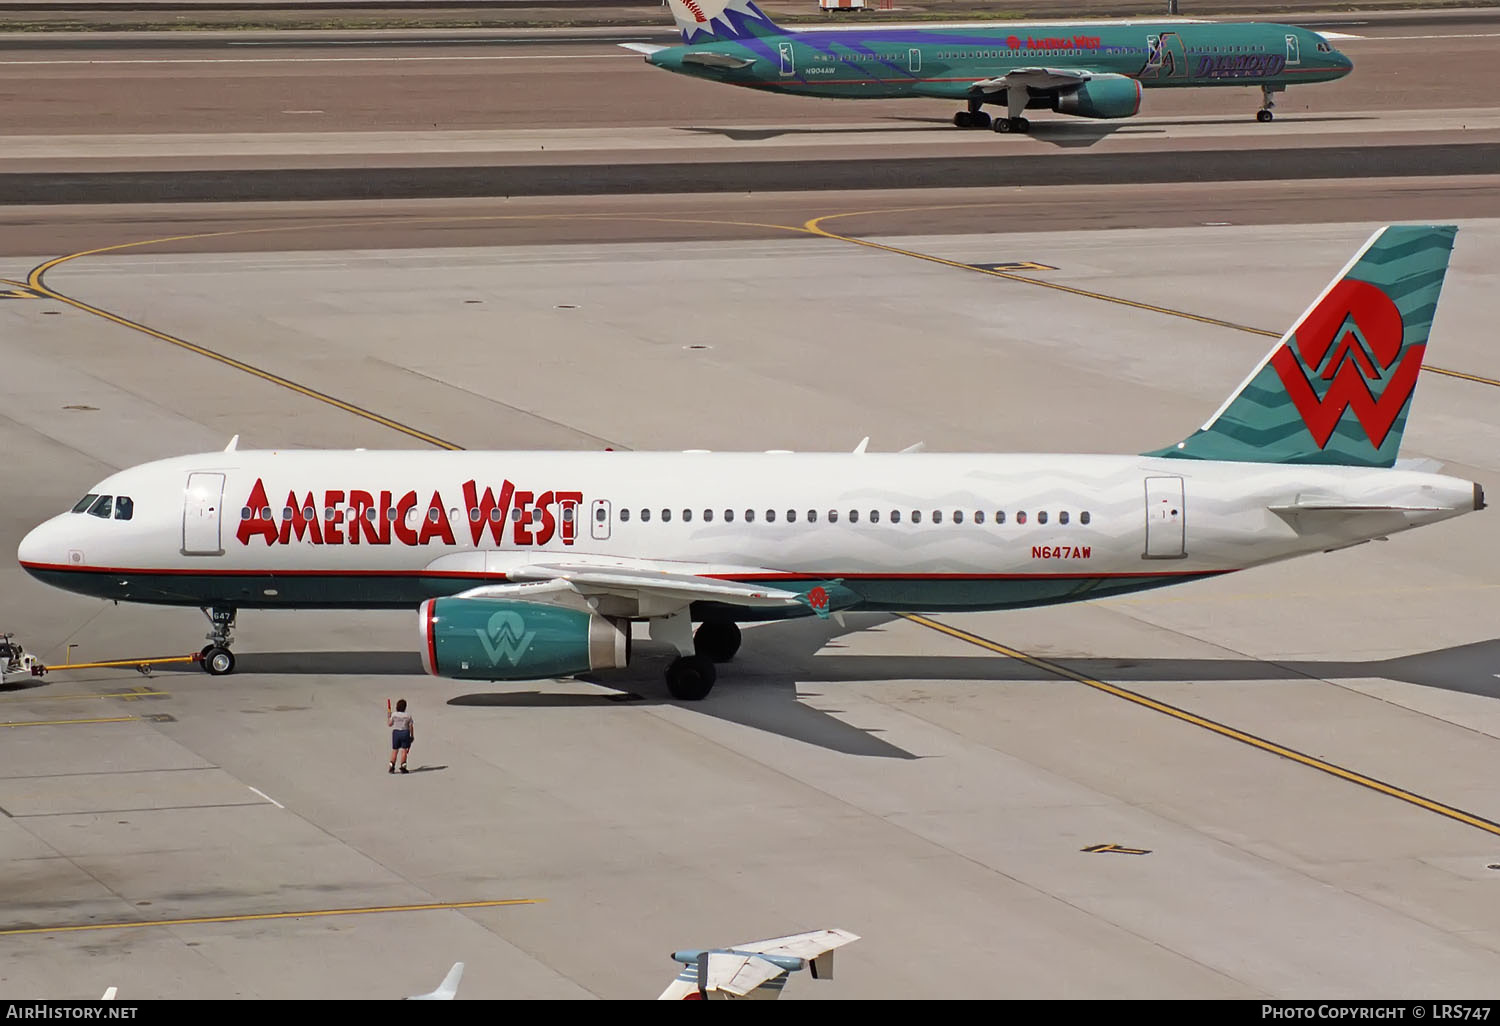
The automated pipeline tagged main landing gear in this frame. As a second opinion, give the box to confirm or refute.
[953,97,991,130]
[1257,84,1282,123]
[198,606,237,676]
[662,622,742,701]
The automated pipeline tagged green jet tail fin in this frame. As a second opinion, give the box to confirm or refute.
[1146,224,1458,468]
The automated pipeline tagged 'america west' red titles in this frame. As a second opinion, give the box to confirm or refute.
[235,479,584,547]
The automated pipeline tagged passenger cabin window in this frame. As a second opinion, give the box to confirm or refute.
[744,509,755,522]
[641,509,652,522]
[662,509,672,522]
[87,495,113,519]
[1059,511,1070,525]
[974,511,984,524]
[703,509,714,522]
[1016,511,1027,524]
[724,509,735,522]
[620,508,631,522]
[870,510,881,523]
[891,511,902,524]
[72,493,99,513]
[786,510,797,523]
[995,511,1006,524]
[114,496,134,521]
[682,509,692,522]
[933,510,943,524]
[848,510,858,523]
[1038,511,1048,525]
[807,509,818,523]
[765,509,776,523]
[1080,511,1092,525]
[953,510,963,524]
[911,510,922,524]
[828,510,839,523]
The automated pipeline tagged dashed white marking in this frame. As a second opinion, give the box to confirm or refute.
[248,786,284,809]
[1345,32,1500,41]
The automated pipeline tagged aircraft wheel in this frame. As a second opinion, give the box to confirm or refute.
[1014,117,1031,133]
[203,646,235,676]
[1257,109,1274,123]
[693,622,742,663]
[665,655,716,701]
[954,111,973,128]
[972,111,991,129]
[198,644,214,663]
[993,117,1012,133]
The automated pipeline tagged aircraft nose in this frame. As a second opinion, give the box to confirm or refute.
[17,516,62,570]
[1335,51,1354,75]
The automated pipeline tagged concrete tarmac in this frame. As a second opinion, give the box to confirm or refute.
[1,215,1498,998]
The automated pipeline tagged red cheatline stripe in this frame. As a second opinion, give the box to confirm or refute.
[23,561,1235,583]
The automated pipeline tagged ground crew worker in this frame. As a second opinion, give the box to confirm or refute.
[388,699,414,773]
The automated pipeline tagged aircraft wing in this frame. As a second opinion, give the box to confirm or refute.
[972,66,1094,94]
[730,928,860,968]
[468,564,806,609]
[618,42,667,56]
[706,952,789,997]
[447,559,857,619]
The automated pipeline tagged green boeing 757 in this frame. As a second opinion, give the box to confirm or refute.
[626,2,1353,132]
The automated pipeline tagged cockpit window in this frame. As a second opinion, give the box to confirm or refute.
[87,495,114,519]
[114,496,134,521]
[72,493,99,513]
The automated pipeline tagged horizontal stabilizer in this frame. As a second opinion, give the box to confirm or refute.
[682,51,756,69]
[618,42,667,55]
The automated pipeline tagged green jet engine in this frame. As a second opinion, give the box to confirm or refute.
[419,597,629,680]
[1053,75,1143,119]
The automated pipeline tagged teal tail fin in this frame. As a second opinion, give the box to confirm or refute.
[663,0,784,43]
[1146,224,1457,468]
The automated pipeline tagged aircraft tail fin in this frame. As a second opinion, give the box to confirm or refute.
[663,0,784,43]
[1146,224,1457,468]
[404,962,463,1000]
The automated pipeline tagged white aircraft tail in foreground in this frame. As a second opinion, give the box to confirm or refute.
[404,962,463,1000]
[658,929,859,999]
[17,226,1481,700]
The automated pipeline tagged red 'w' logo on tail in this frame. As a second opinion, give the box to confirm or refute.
[682,0,708,21]
[1270,278,1420,450]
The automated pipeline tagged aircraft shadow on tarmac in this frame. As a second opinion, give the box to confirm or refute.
[193,628,1500,761]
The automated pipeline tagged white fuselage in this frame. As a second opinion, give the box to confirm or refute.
[17,450,1479,617]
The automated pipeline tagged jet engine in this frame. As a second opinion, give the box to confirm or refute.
[418,598,628,680]
[1052,74,1143,119]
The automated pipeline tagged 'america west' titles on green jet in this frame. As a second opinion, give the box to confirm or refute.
[626,1,1353,132]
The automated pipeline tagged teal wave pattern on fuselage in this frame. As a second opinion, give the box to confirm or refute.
[645,22,1351,102]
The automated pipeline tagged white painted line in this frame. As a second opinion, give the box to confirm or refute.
[247,786,284,809]
[1346,32,1500,41]
[281,110,326,115]
[0,54,635,66]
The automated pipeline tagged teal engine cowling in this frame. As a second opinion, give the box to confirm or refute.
[418,598,629,681]
[1052,74,1142,119]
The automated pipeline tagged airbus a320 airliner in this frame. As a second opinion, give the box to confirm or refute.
[625,0,1352,131]
[18,226,1482,700]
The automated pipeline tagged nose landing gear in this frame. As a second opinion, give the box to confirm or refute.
[1257,84,1281,122]
[198,607,237,676]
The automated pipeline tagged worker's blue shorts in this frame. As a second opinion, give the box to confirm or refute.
[392,729,412,750]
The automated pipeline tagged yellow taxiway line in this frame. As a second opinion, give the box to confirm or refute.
[0,898,542,937]
[903,614,1500,839]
